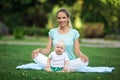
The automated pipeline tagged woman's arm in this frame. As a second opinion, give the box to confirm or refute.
[39,36,52,54]
[74,38,89,62]
[32,36,52,58]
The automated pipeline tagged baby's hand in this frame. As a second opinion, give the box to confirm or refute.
[63,67,69,72]
[45,67,52,72]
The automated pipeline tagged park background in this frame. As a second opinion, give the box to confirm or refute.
[0,0,120,80]
[0,0,120,39]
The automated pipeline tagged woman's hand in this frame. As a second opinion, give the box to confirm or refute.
[31,36,52,59]
[80,54,89,62]
[31,48,41,59]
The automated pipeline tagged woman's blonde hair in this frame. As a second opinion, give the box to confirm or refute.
[56,8,72,28]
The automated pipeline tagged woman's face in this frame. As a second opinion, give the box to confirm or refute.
[57,12,69,27]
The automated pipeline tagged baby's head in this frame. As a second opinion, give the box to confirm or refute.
[55,40,65,55]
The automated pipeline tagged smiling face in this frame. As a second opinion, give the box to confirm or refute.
[57,12,69,28]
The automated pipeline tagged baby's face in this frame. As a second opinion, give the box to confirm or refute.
[55,44,64,55]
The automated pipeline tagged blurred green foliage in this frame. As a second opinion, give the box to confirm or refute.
[0,0,120,38]
[24,25,49,36]
[13,27,24,39]
[80,0,120,35]
[81,23,104,38]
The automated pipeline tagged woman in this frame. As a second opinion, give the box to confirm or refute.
[32,8,89,71]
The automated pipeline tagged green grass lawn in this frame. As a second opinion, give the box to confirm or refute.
[0,43,120,80]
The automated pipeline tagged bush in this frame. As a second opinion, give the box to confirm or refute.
[81,23,105,38]
[0,22,9,39]
[39,28,49,36]
[24,26,39,36]
[13,27,24,39]
[105,34,120,40]
[24,26,49,37]
[24,25,49,37]
[0,34,2,39]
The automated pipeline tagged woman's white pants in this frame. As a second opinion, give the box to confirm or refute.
[33,53,88,71]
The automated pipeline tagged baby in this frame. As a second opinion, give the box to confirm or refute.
[45,40,69,72]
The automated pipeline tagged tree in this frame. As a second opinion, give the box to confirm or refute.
[0,0,48,28]
[80,0,120,35]
[0,0,77,28]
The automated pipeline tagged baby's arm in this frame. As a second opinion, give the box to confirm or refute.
[45,58,52,72]
[63,60,69,72]
[62,53,70,72]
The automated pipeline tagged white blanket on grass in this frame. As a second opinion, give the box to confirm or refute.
[16,63,115,73]
[16,54,115,73]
